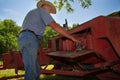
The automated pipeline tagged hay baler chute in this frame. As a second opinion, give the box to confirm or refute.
[0,16,120,80]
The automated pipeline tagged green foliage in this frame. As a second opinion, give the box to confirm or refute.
[0,19,21,54]
[53,0,91,13]
[40,26,59,48]
[71,23,79,28]
[107,11,120,17]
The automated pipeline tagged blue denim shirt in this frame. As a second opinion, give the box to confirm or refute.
[21,7,55,39]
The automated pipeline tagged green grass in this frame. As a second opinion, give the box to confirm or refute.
[0,69,24,80]
[0,69,99,80]
[0,69,23,77]
[0,63,99,80]
[0,69,81,80]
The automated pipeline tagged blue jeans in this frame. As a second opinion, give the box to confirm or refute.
[18,32,40,80]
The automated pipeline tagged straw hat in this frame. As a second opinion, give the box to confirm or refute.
[37,0,56,14]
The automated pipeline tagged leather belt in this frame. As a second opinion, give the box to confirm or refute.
[20,30,39,39]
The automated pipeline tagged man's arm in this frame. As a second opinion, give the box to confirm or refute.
[49,21,81,44]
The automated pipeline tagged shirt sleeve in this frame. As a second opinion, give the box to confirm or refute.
[40,8,55,25]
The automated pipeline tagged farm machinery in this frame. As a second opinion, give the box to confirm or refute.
[0,16,120,80]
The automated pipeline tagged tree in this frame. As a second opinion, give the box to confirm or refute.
[107,11,120,17]
[40,26,59,48]
[0,19,21,54]
[54,0,91,12]
[36,0,91,13]
[70,23,79,28]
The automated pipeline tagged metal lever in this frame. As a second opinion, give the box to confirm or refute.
[63,19,68,30]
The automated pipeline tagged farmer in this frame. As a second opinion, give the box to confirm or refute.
[18,0,81,80]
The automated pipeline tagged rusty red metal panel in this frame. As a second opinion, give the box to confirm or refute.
[107,17,120,57]
[94,38,118,61]
[48,50,96,58]
[41,69,99,77]
[97,71,120,80]
[58,39,63,51]
[2,51,24,69]
[38,53,51,65]
[91,17,120,61]
[47,50,104,64]
[51,38,57,51]
[85,34,94,50]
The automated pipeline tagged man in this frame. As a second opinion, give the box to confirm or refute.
[18,0,81,80]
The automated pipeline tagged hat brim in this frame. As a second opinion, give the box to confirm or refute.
[37,1,56,14]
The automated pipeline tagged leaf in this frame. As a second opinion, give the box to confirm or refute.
[0,19,21,54]
[53,0,91,13]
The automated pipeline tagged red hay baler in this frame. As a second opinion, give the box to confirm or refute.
[0,16,120,80]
